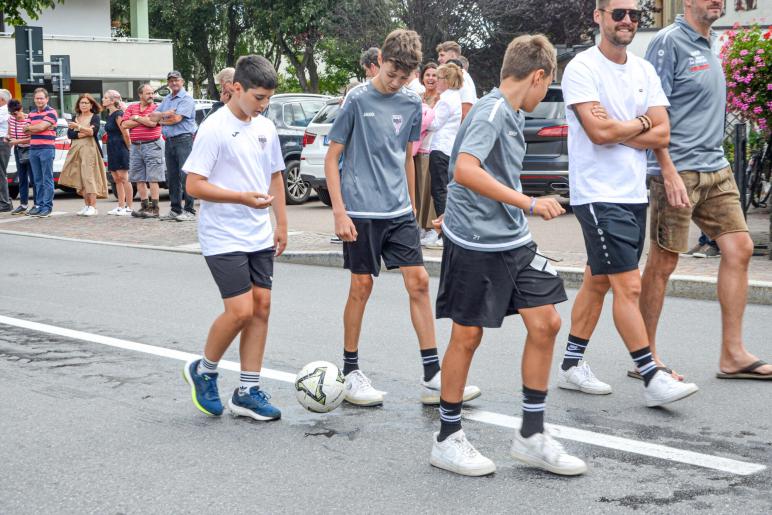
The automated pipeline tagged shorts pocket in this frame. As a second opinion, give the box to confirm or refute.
[528,251,557,276]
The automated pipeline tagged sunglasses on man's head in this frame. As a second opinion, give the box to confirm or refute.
[600,8,641,23]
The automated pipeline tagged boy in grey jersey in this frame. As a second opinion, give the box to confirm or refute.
[429,35,586,477]
[324,29,481,407]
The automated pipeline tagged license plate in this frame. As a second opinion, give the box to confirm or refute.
[323,135,330,146]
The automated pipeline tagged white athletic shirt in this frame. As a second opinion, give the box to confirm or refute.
[562,46,669,205]
[460,70,477,106]
[183,106,285,256]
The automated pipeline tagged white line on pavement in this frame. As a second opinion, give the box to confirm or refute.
[0,314,766,476]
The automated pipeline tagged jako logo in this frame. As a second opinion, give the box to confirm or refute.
[363,112,375,117]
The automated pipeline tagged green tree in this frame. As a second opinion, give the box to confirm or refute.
[1,0,64,27]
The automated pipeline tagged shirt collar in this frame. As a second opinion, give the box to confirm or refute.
[170,88,188,100]
[675,14,716,45]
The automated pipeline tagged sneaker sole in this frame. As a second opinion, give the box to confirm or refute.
[557,379,612,395]
[343,395,384,407]
[182,361,221,417]
[421,386,482,406]
[645,384,699,407]
[430,454,496,476]
[227,398,281,421]
[510,448,587,476]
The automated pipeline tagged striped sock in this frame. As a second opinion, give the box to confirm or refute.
[420,348,441,382]
[343,350,359,375]
[561,334,589,371]
[520,386,547,438]
[630,347,658,386]
[438,398,463,442]
[197,356,218,375]
[238,371,260,395]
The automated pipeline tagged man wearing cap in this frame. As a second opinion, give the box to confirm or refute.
[151,70,197,221]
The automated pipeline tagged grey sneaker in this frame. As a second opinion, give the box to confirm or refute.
[681,242,705,257]
[693,245,720,258]
[160,210,181,221]
[175,211,196,222]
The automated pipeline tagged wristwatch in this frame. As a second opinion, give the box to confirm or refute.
[132,115,139,121]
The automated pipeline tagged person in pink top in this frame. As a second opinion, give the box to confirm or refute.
[413,62,439,240]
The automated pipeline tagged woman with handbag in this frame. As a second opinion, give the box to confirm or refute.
[6,100,34,215]
[59,94,108,216]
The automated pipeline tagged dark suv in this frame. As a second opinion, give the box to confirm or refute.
[266,93,331,204]
[521,85,569,197]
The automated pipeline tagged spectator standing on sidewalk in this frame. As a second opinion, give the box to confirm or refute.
[151,71,197,222]
[7,100,34,215]
[102,90,133,215]
[25,88,58,217]
[436,41,477,119]
[122,84,163,218]
[208,67,235,118]
[59,94,108,216]
[423,63,464,248]
[360,47,381,79]
[414,62,439,239]
[0,89,12,212]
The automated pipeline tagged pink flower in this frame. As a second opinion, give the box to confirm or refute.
[757,48,765,54]
[728,81,737,88]
[753,106,763,114]
[740,50,749,56]
[768,84,772,91]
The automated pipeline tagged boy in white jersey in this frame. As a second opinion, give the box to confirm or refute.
[181,55,287,421]
[325,29,480,407]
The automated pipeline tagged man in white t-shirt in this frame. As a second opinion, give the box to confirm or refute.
[436,41,477,119]
[557,0,699,407]
[181,55,288,422]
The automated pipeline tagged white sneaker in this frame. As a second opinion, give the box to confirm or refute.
[344,370,384,406]
[510,430,587,476]
[76,205,88,216]
[175,211,196,222]
[420,230,439,247]
[421,371,482,405]
[644,370,699,407]
[107,206,123,215]
[119,206,134,216]
[82,206,97,217]
[430,429,496,476]
[557,361,612,395]
[426,237,444,250]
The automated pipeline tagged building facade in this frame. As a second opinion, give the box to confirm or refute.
[0,0,172,113]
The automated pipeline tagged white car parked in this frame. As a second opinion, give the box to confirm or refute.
[299,97,342,207]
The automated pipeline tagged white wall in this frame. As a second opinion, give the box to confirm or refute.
[19,0,111,38]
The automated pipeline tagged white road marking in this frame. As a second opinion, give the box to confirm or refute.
[0,314,766,476]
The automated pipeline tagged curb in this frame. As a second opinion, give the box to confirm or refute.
[2,229,771,305]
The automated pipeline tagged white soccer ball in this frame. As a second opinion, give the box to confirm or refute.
[294,361,346,413]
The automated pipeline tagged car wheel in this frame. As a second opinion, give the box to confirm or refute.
[8,185,19,200]
[315,187,332,207]
[284,160,310,205]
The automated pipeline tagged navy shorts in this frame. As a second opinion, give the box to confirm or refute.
[436,239,567,328]
[343,214,424,276]
[204,248,274,298]
[573,202,647,276]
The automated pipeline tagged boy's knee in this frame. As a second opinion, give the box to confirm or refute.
[529,311,561,341]
[349,275,373,300]
[405,270,430,297]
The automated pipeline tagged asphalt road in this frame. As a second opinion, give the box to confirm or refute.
[1,233,770,514]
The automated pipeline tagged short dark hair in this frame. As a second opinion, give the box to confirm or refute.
[420,61,438,84]
[381,29,422,74]
[446,58,464,69]
[360,47,380,68]
[33,87,49,99]
[137,83,153,96]
[234,55,277,90]
[7,99,22,113]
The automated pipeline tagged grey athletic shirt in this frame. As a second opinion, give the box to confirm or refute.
[645,15,729,175]
[328,83,422,219]
[442,88,532,252]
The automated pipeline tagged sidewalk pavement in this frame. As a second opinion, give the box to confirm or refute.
[1,207,770,305]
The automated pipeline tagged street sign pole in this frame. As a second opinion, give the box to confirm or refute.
[15,27,71,113]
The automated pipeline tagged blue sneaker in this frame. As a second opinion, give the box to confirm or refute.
[26,207,40,216]
[32,209,51,218]
[228,387,281,421]
[182,359,223,416]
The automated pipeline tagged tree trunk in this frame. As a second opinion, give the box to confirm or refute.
[226,1,239,66]
[278,34,309,91]
[303,43,319,93]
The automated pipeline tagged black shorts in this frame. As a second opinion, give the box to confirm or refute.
[343,214,424,276]
[573,202,647,276]
[204,248,274,299]
[436,239,567,328]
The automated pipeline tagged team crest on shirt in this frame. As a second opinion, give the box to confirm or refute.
[257,134,267,149]
[392,114,403,135]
